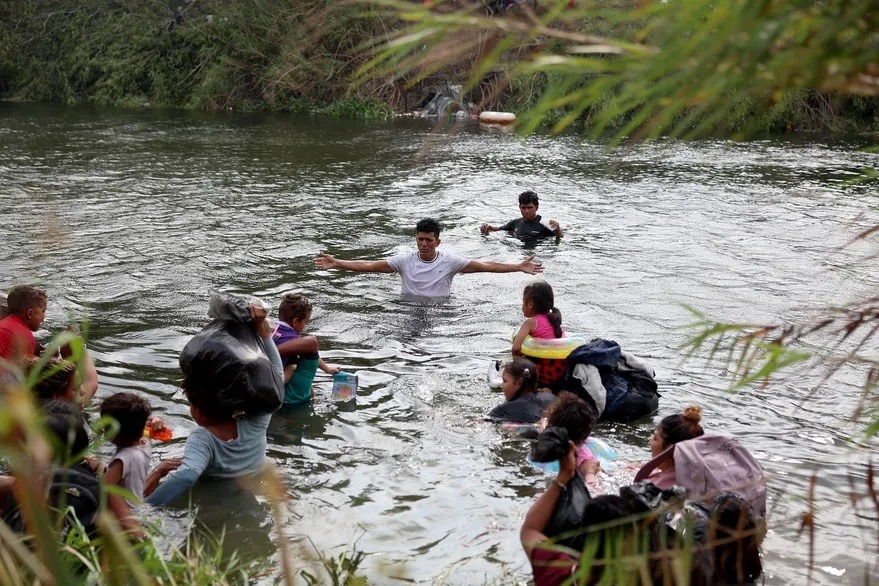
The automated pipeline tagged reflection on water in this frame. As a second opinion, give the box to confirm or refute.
[2,102,879,584]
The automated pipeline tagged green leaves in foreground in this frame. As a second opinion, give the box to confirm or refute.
[682,299,879,437]
[357,0,879,140]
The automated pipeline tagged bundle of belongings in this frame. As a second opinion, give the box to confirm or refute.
[559,338,660,422]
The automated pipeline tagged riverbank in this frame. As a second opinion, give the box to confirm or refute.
[1,0,877,132]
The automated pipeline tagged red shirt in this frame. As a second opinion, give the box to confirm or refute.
[0,315,36,360]
[531,545,577,586]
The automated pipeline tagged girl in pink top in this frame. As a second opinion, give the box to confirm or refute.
[512,281,565,355]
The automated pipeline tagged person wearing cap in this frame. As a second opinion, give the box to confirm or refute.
[480,191,563,242]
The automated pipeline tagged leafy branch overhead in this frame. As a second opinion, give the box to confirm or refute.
[359,0,879,139]
[683,298,879,436]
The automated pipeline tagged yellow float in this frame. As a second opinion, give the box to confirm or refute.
[519,335,586,360]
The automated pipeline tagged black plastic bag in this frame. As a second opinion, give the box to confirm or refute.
[529,426,570,463]
[543,471,592,549]
[179,293,283,416]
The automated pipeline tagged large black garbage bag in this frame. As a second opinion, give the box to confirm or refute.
[543,470,592,550]
[179,293,283,416]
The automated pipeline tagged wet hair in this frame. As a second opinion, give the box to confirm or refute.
[523,281,563,338]
[518,191,539,206]
[543,391,596,445]
[181,374,234,423]
[657,405,704,448]
[709,494,763,584]
[502,357,538,399]
[278,293,313,323]
[415,218,442,238]
[100,392,152,446]
[6,285,47,316]
[25,356,77,402]
[42,400,89,461]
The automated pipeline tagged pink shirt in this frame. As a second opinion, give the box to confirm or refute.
[531,313,564,339]
[0,315,35,360]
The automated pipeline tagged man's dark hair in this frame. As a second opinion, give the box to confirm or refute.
[100,392,152,446]
[6,285,47,315]
[415,218,442,238]
[279,293,313,323]
[518,191,539,206]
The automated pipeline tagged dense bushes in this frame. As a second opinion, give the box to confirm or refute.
[1,0,877,131]
[0,0,402,117]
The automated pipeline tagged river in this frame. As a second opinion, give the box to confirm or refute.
[1,102,878,584]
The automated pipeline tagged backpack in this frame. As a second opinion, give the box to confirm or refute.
[4,465,101,539]
[634,434,767,520]
[562,339,660,422]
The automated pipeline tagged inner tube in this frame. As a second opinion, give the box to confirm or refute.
[478,111,516,125]
[526,436,618,473]
[520,335,587,360]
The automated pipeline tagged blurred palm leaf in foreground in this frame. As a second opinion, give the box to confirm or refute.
[358,0,879,138]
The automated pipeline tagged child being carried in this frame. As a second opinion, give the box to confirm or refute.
[272,293,341,405]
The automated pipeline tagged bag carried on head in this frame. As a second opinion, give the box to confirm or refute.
[179,292,283,416]
[634,434,767,520]
[530,427,593,549]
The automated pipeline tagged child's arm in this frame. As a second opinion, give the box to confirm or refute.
[319,358,340,375]
[275,336,319,358]
[579,459,602,495]
[511,318,537,356]
[106,493,145,541]
[143,458,182,498]
[103,460,124,488]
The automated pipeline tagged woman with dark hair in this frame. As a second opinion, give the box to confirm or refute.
[642,405,705,489]
[485,357,556,423]
[520,441,651,586]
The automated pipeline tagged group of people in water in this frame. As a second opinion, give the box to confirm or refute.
[0,190,765,584]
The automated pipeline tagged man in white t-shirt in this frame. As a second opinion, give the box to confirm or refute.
[313,218,543,297]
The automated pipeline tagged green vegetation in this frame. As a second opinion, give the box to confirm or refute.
[2,0,878,131]
[0,0,404,119]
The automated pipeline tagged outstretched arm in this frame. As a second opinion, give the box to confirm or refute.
[480,223,501,234]
[462,256,543,275]
[144,437,210,507]
[314,252,393,273]
[319,358,340,375]
[143,458,182,498]
[548,219,563,239]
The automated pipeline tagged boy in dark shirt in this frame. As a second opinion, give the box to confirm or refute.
[480,191,563,241]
